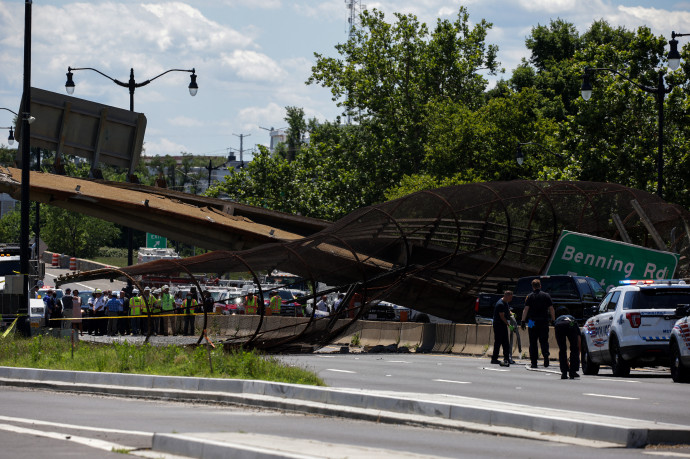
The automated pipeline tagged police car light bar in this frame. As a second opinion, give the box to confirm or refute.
[619,279,687,285]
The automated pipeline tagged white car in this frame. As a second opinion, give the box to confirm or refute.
[581,280,690,377]
[670,304,690,383]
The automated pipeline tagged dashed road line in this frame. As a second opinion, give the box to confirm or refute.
[596,378,640,383]
[583,393,639,400]
[433,379,471,385]
[325,369,356,374]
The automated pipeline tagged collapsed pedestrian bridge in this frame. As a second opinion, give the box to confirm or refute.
[47,177,690,351]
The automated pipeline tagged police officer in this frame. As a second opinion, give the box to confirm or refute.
[554,306,581,379]
[491,290,513,367]
[521,278,555,368]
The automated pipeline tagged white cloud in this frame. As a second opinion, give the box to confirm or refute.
[293,3,343,21]
[237,102,285,129]
[515,0,579,13]
[144,137,191,156]
[222,50,286,82]
[223,0,282,8]
[609,6,690,34]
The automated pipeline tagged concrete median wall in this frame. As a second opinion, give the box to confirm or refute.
[451,325,469,354]
[399,323,423,349]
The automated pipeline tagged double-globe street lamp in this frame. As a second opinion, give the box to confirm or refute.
[0,107,20,145]
[64,66,198,267]
[580,32,688,199]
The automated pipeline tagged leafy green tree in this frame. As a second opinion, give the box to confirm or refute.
[284,106,307,162]
[40,206,120,258]
[0,209,20,243]
[308,7,499,188]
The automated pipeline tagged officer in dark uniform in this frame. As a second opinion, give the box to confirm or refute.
[554,306,581,379]
[491,291,513,366]
[521,278,555,368]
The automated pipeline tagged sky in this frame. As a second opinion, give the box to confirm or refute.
[1,0,689,160]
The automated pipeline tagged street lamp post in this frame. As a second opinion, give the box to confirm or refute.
[515,142,563,166]
[20,0,32,320]
[64,66,198,266]
[580,67,671,198]
[580,32,686,199]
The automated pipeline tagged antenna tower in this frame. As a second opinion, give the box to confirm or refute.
[345,0,364,124]
[345,0,363,40]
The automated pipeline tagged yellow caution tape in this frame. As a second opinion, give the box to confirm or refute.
[1,317,19,338]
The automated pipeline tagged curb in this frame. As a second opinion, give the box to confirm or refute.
[1,366,688,449]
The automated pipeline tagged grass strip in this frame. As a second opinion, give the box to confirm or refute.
[0,335,324,386]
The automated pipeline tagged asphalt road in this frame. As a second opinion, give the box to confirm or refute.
[278,351,688,426]
[1,386,684,459]
[43,266,128,293]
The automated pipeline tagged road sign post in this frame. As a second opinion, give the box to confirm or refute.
[545,230,679,291]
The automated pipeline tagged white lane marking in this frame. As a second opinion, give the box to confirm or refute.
[317,355,336,358]
[76,282,94,290]
[433,379,471,385]
[0,422,133,453]
[0,414,152,436]
[325,369,356,374]
[44,273,56,278]
[584,393,639,400]
[645,452,690,458]
[386,360,410,363]
[596,378,640,383]
[482,367,510,372]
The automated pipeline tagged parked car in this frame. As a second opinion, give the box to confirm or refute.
[264,289,304,316]
[476,275,606,322]
[581,279,690,377]
[670,304,690,383]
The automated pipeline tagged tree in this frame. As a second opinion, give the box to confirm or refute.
[0,209,20,243]
[40,207,120,258]
[308,7,499,191]
[284,106,307,162]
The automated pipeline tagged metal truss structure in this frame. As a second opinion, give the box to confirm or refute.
[56,180,690,352]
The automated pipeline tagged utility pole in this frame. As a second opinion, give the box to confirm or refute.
[233,133,250,167]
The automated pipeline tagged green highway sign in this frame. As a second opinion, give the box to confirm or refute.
[545,230,679,291]
[146,233,167,249]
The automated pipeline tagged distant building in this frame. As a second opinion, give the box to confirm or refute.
[0,193,16,218]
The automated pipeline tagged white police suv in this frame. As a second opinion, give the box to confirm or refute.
[670,303,690,383]
[581,279,690,377]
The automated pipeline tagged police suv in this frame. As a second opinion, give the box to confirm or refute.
[581,279,690,377]
[670,303,690,383]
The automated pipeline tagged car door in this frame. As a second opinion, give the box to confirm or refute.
[595,290,620,363]
[584,291,612,361]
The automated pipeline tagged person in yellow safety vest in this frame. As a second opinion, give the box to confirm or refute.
[268,291,281,316]
[150,288,162,336]
[159,285,175,336]
[182,292,197,336]
[129,292,145,336]
[140,287,156,335]
[245,293,258,315]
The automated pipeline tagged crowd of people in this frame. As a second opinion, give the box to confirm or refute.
[37,284,217,337]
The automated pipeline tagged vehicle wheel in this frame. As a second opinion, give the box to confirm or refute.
[610,337,630,377]
[670,341,690,383]
[581,340,600,375]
